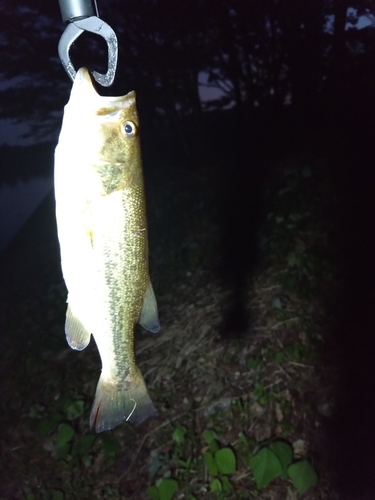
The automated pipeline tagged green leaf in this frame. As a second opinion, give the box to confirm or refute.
[29,403,45,419]
[288,459,317,494]
[66,400,84,420]
[149,455,166,476]
[147,485,160,500]
[56,423,75,449]
[285,343,302,362]
[254,383,269,406]
[51,490,64,500]
[281,275,297,291]
[247,357,261,369]
[157,478,178,500]
[210,478,222,493]
[56,443,70,458]
[82,455,93,467]
[268,442,293,478]
[275,351,284,363]
[288,253,302,268]
[38,413,63,437]
[74,434,96,455]
[26,494,35,500]
[239,431,249,447]
[177,457,192,469]
[101,434,121,456]
[215,447,236,475]
[221,475,233,493]
[272,297,282,309]
[249,448,283,489]
[289,212,303,222]
[202,429,219,453]
[172,426,187,445]
[204,451,218,476]
[202,429,217,445]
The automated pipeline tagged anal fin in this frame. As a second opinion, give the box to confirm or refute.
[65,303,91,351]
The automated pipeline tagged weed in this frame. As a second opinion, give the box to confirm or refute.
[248,440,317,494]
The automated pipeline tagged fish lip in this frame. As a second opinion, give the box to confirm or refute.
[75,67,135,103]
[75,67,96,91]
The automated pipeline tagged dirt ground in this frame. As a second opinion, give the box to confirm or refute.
[0,157,347,499]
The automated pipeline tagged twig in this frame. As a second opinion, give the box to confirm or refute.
[120,391,257,481]
[287,361,314,368]
[270,317,299,330]
[263,378,283,391]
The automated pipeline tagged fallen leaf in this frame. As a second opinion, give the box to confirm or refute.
[250,402,265,418]
[292,439,308,457]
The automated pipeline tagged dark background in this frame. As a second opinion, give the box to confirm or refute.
[1,1,375,498]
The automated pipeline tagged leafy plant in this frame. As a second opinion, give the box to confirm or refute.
[247,356,261,370]
[262,164,331,296]
[147,478,179,500]
[268,441,293,478]
[249,447,283,489]
[254,383,269,405]
[147,426,188,499]
[100,433,121,457]
[202,429,236,497]
[56,422,75,456]
[248,440,317,493]
[288,459,318,494]
[172,425,187,445]
[275,342,305,364]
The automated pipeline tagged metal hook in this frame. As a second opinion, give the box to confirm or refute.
[58,16,118,87]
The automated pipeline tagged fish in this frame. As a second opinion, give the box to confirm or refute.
[54,67,160,432]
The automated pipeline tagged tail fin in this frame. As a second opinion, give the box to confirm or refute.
[89,369,156,433]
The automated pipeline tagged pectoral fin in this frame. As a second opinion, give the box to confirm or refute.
[138,282,160,333]
[65,302,91,350]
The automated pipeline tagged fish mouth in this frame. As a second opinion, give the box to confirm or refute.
[76,67,95,87]
[75,67,134,103]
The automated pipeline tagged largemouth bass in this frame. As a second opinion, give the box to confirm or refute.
[54,67,160,432]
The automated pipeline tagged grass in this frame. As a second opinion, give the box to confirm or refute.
[0,155,338,499]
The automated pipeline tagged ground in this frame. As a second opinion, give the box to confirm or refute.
[0,156,340,499]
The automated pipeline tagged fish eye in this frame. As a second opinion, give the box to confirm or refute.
[122,120,137,137]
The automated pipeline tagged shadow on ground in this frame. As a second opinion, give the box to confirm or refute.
[328,121,375,499]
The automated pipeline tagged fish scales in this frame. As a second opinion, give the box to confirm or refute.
[54,67,160,432]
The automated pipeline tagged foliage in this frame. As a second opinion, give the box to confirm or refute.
[262,162,334,296]
[249,447,284,489]
[147,425,237,500]
[288,460,318,494]
[147,479,179,500]
[249,441,317,493]
[147,425,318,499]
[1,0,375,162]
[1,154,335,498]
